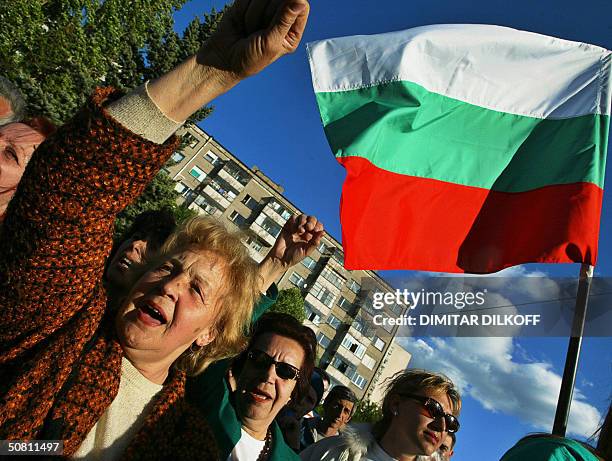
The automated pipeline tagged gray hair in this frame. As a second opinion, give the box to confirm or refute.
[0,77,26,125]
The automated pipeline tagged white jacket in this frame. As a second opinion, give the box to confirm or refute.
[299,423,443,461]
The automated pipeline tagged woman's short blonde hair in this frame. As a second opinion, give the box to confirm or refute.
[149,216,259,376]
[373,369,462,438]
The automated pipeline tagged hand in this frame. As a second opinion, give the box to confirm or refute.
[258,214,324,292]
[146,0,310,122]
[269,214,324,268]
[197,0,310,80]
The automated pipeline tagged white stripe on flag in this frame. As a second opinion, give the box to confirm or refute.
[307,24,611,119]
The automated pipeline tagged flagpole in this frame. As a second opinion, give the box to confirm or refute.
[552,263,594,436]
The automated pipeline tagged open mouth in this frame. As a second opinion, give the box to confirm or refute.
[116,255,133,272]
[423,431,439,444]
[248,388,273,403]
[137,302,168,326]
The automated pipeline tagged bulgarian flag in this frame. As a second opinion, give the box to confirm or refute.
[307,25,611,273]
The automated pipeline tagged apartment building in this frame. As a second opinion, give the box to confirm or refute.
[164,124,409,399]
[366,340,412,404]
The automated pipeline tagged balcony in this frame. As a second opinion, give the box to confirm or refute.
[304,292,332,317]
[203,184,231,210]
[314,272,343,296]
[264,200,292,226]
[218,168,246,192]
[249,221,277,246]
[243,242,265,263]
[327,253,348,275]
[188,201,223,218]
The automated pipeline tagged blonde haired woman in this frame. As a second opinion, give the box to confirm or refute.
[0,0,310,459]
[301,370,461,461]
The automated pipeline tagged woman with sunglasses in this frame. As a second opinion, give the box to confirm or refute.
[188,312,317,460]
[300,369,461,461]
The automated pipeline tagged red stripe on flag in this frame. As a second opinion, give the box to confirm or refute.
[339,156,603,273]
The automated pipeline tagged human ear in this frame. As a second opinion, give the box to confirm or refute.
[195,327,216,347]
[387,394,401,416]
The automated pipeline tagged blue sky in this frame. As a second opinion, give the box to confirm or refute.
[173,1,611,459]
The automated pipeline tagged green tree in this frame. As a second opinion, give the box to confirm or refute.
[114,170,197,240]
[269,288,306,324]
[0,1,226,237]
[0,0,225,124]
[351,400,383,424]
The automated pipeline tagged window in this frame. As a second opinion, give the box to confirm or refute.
[305,302,322,325]
[327,314,341,328]
[381,319,394,333]
[321,267,345,290]
[194,195,219,215]
[341,334,355,349]
[269,200,292,220]
[189,165,206,182]
[332,358,358,381]
[301,256,316,270]
[363,354,376,370]
[241,194,259,210]
[174,182,188,194]
[171,151,185,163]
[255,213,282,238]
[332,357,349,374]
[338,296,352,312]
[308,311,322,325]
[373,336,385,351]
[389,302,403,316]
[311,282,336,308]
[352,343,366,358]
[352,317,365,333]
[317,332,331,348]
[332,251,345,266]
[341,334,366,359]
[246,237,263,253]
[317,242,327,254]
[289,272,305,288]
[351,373,367,389]
[204,150,219,164]
[347,279,361,294]
[183,133,198,148]
[225,163,250,186]
[229,211,247,226]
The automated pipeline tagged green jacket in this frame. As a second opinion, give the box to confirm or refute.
[500,437,601,461]
[187,285,300,461]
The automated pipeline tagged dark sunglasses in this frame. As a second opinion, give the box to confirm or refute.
[246,349,300,381]
[399,393,460,433]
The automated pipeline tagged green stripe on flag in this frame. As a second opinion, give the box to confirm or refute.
[317,80,608,192]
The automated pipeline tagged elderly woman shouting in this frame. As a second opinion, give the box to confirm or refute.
[0,0,311,459]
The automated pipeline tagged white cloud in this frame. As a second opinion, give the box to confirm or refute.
[397,336,602,438]
[388,266,603,437]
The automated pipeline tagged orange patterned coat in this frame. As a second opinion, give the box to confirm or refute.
[0,89,219,460]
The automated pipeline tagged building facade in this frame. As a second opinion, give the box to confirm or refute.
[366,340,412,404]
[164,124,409,399]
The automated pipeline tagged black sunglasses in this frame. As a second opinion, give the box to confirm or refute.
[399,393,460,433]
[246,349,301,381]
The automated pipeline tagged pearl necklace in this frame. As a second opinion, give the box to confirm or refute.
[255,427,273,461]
